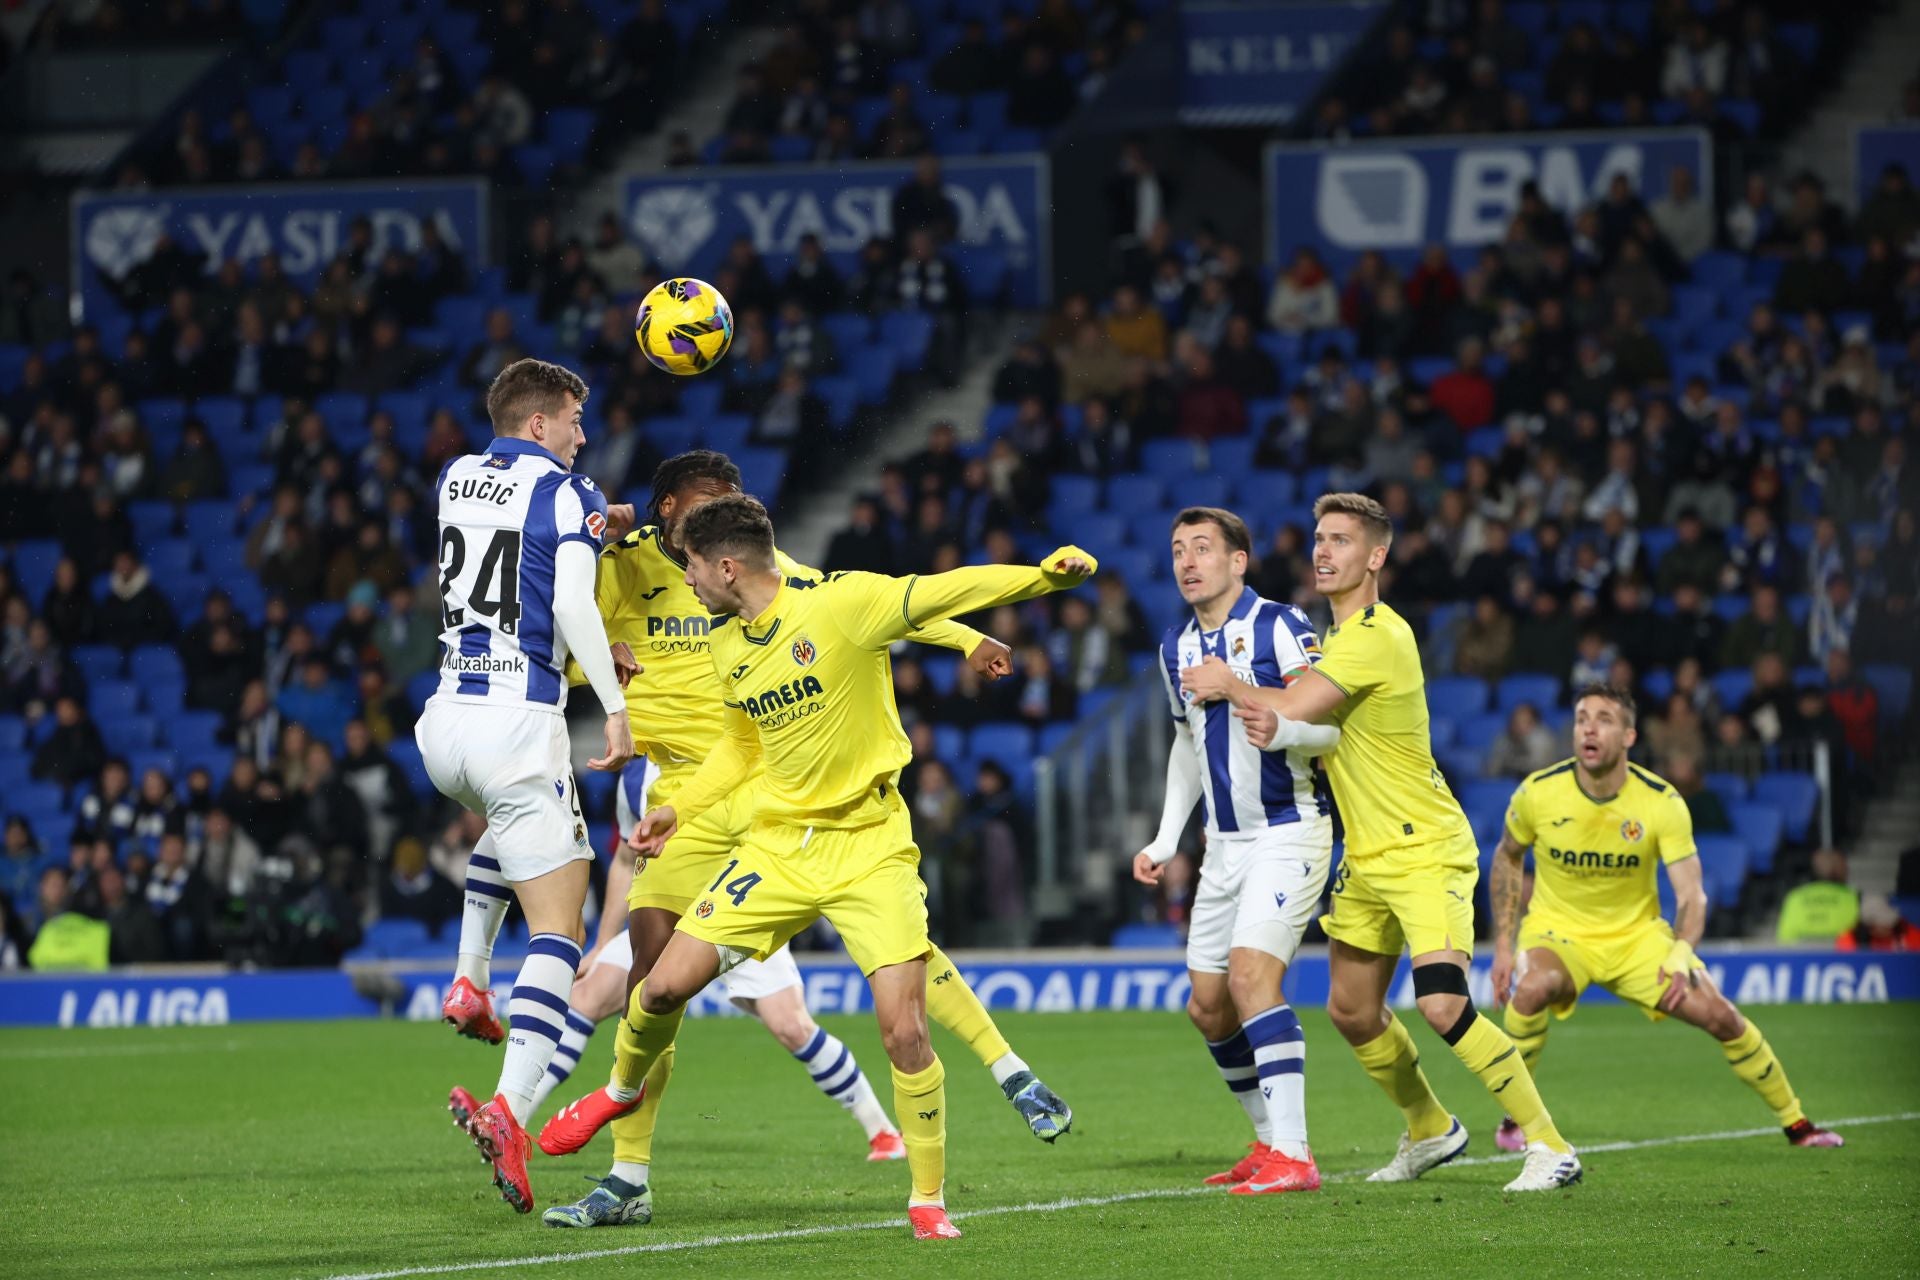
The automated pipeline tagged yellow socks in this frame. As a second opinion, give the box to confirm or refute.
[611,981,685,1098]
[1448,1012,1567,1153]
[609,1043,675,1167]
[1721,1019,1805,1128]
[1502,1003,1550,1075]
[923,946,1011,1068]
[1351,1015,1453,1142]
[892,1056,947,1206]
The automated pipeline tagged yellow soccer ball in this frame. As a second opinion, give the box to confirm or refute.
[634,277,734,375]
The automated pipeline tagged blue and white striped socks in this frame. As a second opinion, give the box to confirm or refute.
[497,932,583,1123]
[1206,1029,1273,1144]
[1244,1004,1308,1159]
[531,1009,597,1111]
[793,1027,895,1140]
[454,834,510,989]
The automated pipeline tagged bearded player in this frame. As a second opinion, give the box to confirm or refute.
[1489,683,1844,1152]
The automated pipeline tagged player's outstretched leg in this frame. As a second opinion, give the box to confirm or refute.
[1410,958,1580,1192]
[543,1044,673,1228]
[467,928,587,1211]
[1328,944,1464,1182]
[1667,979,1845,1149]
[443,834,511,1043]
[769,1001,906,1160]
[531,946,632,1113]
[924,945,1071,1142]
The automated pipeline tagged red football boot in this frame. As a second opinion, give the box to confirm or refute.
[447,1084,481,1133]
[1228,1147,1322,1195]
[908,1205,962,1239]
[468,1094,533,1213]
[537,1085,645,1156]
[868,1131,908,1162]
[1785,1119,1845,1148]
[1204,1141,1271,1187]
[442,976,505,1045]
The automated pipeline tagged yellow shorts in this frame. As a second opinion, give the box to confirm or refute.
[626,766,759,915]
[1519,915,1706,1022]
[1319,829,1479,958]
[675,787,931,976]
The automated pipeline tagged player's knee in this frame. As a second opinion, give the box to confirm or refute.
[758,1005,816,1052]
[1226,964,1281,1016]
[1702,996,1746,1041]
[878,1018,932,1070]
[1511,974,1557,1018]
[1325,992,1384,1042]
[1186,989,1234,1039]
[1411,963,1473,1039]
[579,973,625,1022]
[638,976,691,1015]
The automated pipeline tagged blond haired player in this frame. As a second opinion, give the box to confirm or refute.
[1184,492,1581,1192]
[1489,683,1844,1152]
[534,494,1094,1240]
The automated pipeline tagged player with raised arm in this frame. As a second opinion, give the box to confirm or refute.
[1488,683,1844,1152]
[1184,492,1581,1193]
[417,358,635,1213]
[535,495,1095,1240]
[1134,508,1339,1194]
[459,452,1069,1230]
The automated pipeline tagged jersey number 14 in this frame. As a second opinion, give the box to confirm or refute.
[440,527,523,635]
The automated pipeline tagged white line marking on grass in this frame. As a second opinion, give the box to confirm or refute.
[0,1039,246,1060]
[315,1111,1920,1280]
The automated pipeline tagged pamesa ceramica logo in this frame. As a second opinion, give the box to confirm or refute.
[629,185,717,271]
[85,203,171,278]
[1314,153,1427,250]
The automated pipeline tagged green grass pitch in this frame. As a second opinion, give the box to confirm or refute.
[3,1005,1916,1278]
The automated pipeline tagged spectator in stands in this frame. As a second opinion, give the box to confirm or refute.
[2,817,41,907]
[1776,848,1859,943]
[895,229,967,384]
[1650,165,1712,261]
[1484,702,1557,778]
[1171,348,1244,442]
[965,760,1029,940]
[1645,692,1708,763]
[1739,652,1799,745]
[825,496,894,575]
[1007,42,1075,130]
[1773,228,1851,316]
[891,156,959,246]
[1265,248,1338,334]
[459,308,527,389]
[1011,645,1075,724]
[143,832,212,961]
[30,696,106,790]
[277,658,353,750]
[379,835,461,933]
[27,868,107,971]
[93,551,176,649]
[1856,163,1920,251]
[1104,284,1167,362]
[1836,895,1920,952]
[1665,754,1731,834]
[781,233,846,315]
[1808,574,1859,663]
[1823,648,1879,765]
[1455,594,1515,679]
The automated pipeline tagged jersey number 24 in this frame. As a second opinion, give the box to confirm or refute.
[440,527,523,635]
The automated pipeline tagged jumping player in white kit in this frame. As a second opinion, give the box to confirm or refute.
[416,357,636,1213]
[1133,506,1341,1196]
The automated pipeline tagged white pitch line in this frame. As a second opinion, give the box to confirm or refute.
[315,1110,1920,1280]
[0,1039,246,1061]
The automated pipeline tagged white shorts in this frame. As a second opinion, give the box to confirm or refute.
[585,927,803,1002]
[416,698,591,883]
[1186,820,1333,974]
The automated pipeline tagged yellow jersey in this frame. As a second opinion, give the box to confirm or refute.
[580,525,981,768]
[1504,759,1697,937]
[671,551,1095,832]
[1311,601,1469,859]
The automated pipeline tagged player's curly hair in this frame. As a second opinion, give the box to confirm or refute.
[1574,681,1637,727]
[486,358,587,435]
[648,450,742,525]
[681,493,776,569]
[1312,491,1394,545]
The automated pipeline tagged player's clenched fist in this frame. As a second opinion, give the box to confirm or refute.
[1181,654,1239,704]
[1040,546,1099,583]
[967,635,1015,679]
[629,804,679,858]
[1131,851,1165,886]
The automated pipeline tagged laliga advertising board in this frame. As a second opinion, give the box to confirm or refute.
[69,179,488,324]
[1264,128,1712,271]
[624,156,1050,307]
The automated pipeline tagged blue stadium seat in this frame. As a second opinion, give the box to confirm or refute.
[514,145,557,185]
[362,918,433,958]
[1140,439,1200,477]
[544,108,597,161]
[1710,669,1754,709]
[128,750,179,783]
[1110,923,1183,949]
[147,539,197,581]
[1861,663,1912,727]
[129,646,186,688]
[1459,712,1507,749]
[1076,513,1128,551]
[164,711,224,751]
[12,782,65,820]
[1178,474,1231,510]
[969,724,1035,770]
[145,679,186,716]
[0,716,25,754]
[387,737,435,801]
[1704,771,1749,806]
[102,715,159,753]
[1231,469,1297,509]
[1755,771,1818,844]
[71,643,124,685]
[1496,673,1559,714]
[1728,802,1784,876]
[10,540,64,604]
[1426,676,1490,722]
[1107,475,1167,513]
[1691,253,1747,292]
[404,671,440,714]
[1694,834,1750,906]
[89,681,141,721]
[128,500,178,549]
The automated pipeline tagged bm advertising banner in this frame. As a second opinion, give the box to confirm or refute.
[1854,124,1920,209]
[1264,129,1712,269]
[3,948,1912,1028]
[1181,0,1385,125]
[69,178,489,324]
[623,156,1051,307]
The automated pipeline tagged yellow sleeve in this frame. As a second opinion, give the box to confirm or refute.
[831,547,1097,650]
[663,702,761,830]
[1312,620,1393,698]
[774,546,815,579]
[780,548,984,654]
[1657,788,1698,865]
[1503,780,1536,846]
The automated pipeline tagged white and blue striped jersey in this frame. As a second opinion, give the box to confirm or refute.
[431,437,609,713]
[1159,586,1331,837]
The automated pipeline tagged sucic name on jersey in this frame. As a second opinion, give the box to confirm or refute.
[1544,846,1643,872]
[444,476,521,507]
[742,675,825,721]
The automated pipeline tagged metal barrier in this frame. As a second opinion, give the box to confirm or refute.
[1034,668,1173,891]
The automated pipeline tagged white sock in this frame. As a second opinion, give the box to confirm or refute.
[531,1008,597,1111]
[792,1027,895,1139]
[988,1051,1030,1088]
[609,1160,649,1191]
[1243,1004,1308,1159]
[1206,1029,1272,1144]
[495,932,582,1124]
[454,832,509,989]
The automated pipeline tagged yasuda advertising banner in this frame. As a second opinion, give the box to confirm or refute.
[3,947,1911,1028]
[1264,129,1712,270]
[623,156,1050,307]
[70,179,488,324]
[1854,124,1920,209]
[1181,0,1384,125]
